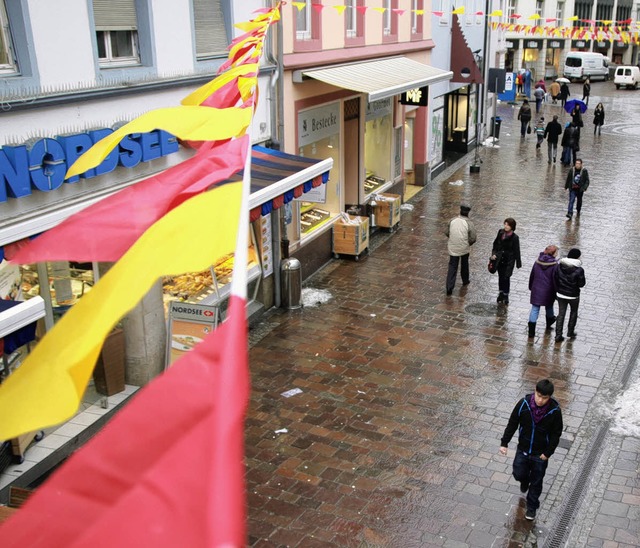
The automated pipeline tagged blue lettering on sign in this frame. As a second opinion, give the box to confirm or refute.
[0,129,179,203]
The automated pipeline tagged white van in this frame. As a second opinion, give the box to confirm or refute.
[614,66,640,89]
[564,52,610,81]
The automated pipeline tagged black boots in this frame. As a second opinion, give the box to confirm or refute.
[546,316,557,330]
[528,322,536,338]
[497,292,509,305]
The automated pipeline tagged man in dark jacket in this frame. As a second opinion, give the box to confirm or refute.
[555,248,586,342]
[565,159,590,219]
[544,115,563,164]
[500,379,563,521]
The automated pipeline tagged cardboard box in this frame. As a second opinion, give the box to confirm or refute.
[333,215,369,256]
[375,193,401,228]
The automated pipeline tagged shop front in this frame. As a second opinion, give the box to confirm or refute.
[594,40,609,57]
[571,40,591,52]
[612,41,629,65]
[522,39,544,83]
[546,39,565,79]
[443,85,476,154]
[505,39,520,73]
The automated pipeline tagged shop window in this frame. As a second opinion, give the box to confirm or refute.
[364,99,393,195]
[294,0,322,51]
[345,0,365,46]
[0,0,16,75]
[93,0,140,67]
[193,0,229,60]
[382,0,399,42]
[411,0,424,38]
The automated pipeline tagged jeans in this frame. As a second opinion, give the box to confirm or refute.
[520,119,529,137]
[535,98,542,113]
[568,189,584,215]
[513,450,549,511]
[446,254,469,292]
[547,142,557,162]
[556,296,580,336]
[529,304,555,323]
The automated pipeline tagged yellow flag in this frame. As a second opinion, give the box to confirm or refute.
[0,183,242,441]
[181,64,259,106]
[567,15,578,21]
[529,14,540,19]
[452,7,465,15]
[291,2,306,11]
[333,5,347,14]
[65,106,252,178]
[489,10,503,17]
[372,7,386,14]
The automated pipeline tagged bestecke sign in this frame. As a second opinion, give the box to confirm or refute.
[0,129,179,203]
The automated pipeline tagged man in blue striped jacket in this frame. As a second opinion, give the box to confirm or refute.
[499,379,564,521]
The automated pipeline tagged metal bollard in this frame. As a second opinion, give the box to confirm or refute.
[281,258,302,310]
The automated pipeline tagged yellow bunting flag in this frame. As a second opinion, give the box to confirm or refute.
[489,10,503,17]
[65,106,252,178]
[0,182,242,441]
[452,7,465,15]
[333,5,347,14]
[372,7,386,14]
[567,16,578,21]
[291,2,306,11]
[529,14,540,19]
[181,64,259,106]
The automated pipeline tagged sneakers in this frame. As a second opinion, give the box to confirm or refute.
[525,508,536,521]
[520,482,529,493]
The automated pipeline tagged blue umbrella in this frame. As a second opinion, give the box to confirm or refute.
[564,99,587,114]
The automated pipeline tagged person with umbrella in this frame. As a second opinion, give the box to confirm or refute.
[559,81,570,108]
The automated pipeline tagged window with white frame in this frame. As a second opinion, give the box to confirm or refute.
[346,0,357,37]
[411,0,418,32]
[0,1,16,74]
[296,0,311,40]
[193,0,228,59]
[93,0,139,66]
[535,0,543,26]
[556,2,564,22]
[383,0,392,35]
[507,0,517,19]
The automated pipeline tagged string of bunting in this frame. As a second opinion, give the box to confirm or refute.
[288,2,640,35]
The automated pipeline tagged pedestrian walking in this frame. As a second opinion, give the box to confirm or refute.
[499,379,563,521]
[523,68,532,98]
[565,158,590,219]
[534,117,545,149]
[544,115,563,164]
[582,78,591,105]
[559,122,573,165]
[533,86,545,114]
[535,79,546,93]
[559,82,570,108]
[491,217,522,305]
[570,104,583,131]
[555,248,586,342]
[593,102,605,135]
[549,81,560,104]
[445,204,477,295]
[528,245,559,338]
[518,100,532,138]
[516,72,524,95]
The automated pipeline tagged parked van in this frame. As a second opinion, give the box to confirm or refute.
[564,52,610,81]
[614,66,640,89]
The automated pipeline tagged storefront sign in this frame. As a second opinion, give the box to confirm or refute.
[400,87,428,106]
[505,40,519,50]
[0,129,179,203]
[0,259,21,300]
[298,102,340,147]
[524,40,543,50]
[614,41,627,49]
[259,216,273,278]
[548,40,564,49]
[597,41,607,48]
[571,40,591,49]
[295,184,327,204]
[365,98,393,121]
[166,301,219,368]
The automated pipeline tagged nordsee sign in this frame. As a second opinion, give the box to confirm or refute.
[0,129,179,203]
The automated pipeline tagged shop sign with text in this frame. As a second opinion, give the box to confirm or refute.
[298,103,340,147]
[365,98,393,121]
[400,87,428,107]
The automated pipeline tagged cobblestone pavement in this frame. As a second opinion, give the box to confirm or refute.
[245,82,640,547]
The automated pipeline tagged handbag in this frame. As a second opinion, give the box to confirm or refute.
[488,257,498,274]
[527,124,532,134]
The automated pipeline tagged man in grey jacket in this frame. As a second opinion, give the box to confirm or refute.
[445,204,477,295]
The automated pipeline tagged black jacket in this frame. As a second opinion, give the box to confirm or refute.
[555,258,586,298]
[544,120,563,144]
[492,230,522,277]
[518,104,532,123]
[593,107,605,125]
[565,167,590,192]
[501,394,563,457]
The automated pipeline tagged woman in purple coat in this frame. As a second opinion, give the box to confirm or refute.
[528,245,559,338]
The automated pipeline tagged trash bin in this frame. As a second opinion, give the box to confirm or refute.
[490,117,502,138]
[281,258,302,310]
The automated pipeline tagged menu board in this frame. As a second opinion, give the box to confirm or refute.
[165,302,219,367]
[260,215,273,278]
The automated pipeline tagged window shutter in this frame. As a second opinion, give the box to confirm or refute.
[193,0,228,58]
[93,0,137,31]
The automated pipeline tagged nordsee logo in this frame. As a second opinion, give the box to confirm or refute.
[0,129,179,203]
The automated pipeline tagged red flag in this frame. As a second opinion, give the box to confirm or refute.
[0,295,249,547]
[11,137,248,263]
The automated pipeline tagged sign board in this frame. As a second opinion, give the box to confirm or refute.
[399,86,428,106]
[571,40,591,48]
[294,183,327,204]
[505,39,519,50]
[0,259,22,300]
[365,98,393,121]
[498,73,517,102]
[488,68,506,93]
[259,215,273,278]
[524,40,543,50]
[298,102,340,148]
[548,40,564,49]
[166,301,219,368]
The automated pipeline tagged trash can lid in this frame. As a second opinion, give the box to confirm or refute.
[281,258,301,270]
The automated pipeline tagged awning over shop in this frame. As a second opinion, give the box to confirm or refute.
[245,147,333,221]
[299,57,453,103]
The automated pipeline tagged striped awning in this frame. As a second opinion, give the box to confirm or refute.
[242,146,333,221]
[300,57,453,103]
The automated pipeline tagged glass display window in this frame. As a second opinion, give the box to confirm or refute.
[364,98,393,196]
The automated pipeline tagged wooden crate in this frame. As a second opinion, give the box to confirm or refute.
[333,215,369,256]
[375,193,401,228]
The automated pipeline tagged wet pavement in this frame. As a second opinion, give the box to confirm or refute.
[245,82,640,547]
